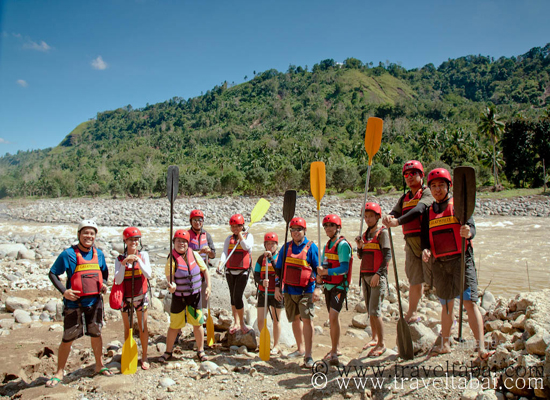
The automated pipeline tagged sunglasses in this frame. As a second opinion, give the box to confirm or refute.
[323,223,337,228]
[191,218,204,223]
[290,227,304,232]
[403,171,419,178]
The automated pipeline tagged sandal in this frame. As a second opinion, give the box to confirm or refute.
[367,347,387,358]
[95,367,114,376]
[229,327,238,335]
[158,352,173,364]
[46,377,62,388]
[197,350,209,362]
[141,360,150,370]
[270,348,281,356]
[362,340,377,350]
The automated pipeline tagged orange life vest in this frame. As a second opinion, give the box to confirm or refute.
[227,235,251,270]
[428,198,470,259]
[258,254,277,293]
[70,246,103,296]
[322,236,353,286]
[360,227,386,274]
[118,252,148,299]
[401,188,425,235]
[283,241,314,287]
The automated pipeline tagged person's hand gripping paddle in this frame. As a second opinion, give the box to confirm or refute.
[388,228,414,360]
[121,262,138,374]
[359,118,383,237]
[453,166,476,342]
[166,165,179,284]
[310,161,326,265]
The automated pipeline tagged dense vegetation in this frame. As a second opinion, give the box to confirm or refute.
[1,44,549,198]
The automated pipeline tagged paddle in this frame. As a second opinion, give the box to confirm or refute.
[206,298,215,347]
[388,227,414,360]
[359,117,384,237]
[166,165,179,284]
[280,190,297,286]
[310,161,326,265]
[218,198,271,271]
[453,166,476,342]
[259,278,271,361]
[121,263,138,374]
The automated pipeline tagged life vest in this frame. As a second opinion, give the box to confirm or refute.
[283,241,314,287]
[322,236,353,287]
[401,188,425,236]
[188,229,209,264]
[70,246,103,296]
[227,235,250,270]
[360,227,387,274]
[118,253,148,299]
[173,248,202,296]
[258,254,277,293]
[428,198,470,259]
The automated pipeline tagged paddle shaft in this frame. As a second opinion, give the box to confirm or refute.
[359,164,373,236]
[388,227,405,318]
[281,222,290,290]
[220,227,250,271]
[130,261,135,330]
[317,208,321,266]
[169,185,174,284]
[458,237,466,340]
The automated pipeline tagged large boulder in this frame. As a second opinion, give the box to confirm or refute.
[226,329,257,351]
[0,244,27,258]
[525,330,550,356]
[5,297,31,312]
[409,322,437,355]
[352,314,369,329]
[14,310,32,323]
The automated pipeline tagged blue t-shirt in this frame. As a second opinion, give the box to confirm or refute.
[275,237,319,295]
[50,246,108,308]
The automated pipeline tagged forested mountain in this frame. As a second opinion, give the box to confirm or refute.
[1,44,549,198]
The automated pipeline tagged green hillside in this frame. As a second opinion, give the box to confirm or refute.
[1,45,549,198]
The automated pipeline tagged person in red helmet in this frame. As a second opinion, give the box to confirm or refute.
[254,232,283,355]
[420,168,489,360]
[114,227,152,370]
[274,216,320,368]
[187,209,216,311]
[160,229,212,363]
[218,214,254,334]
[47,220,111,387]
[355,203,390,358]
[316,214,353,364]
[382,160,433,324]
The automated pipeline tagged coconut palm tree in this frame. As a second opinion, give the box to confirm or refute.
[479,106,505,190]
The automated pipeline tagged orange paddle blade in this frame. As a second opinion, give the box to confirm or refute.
[310,161,326,209]
[364,117,383,166]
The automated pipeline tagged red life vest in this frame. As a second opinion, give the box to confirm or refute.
[70,246,103,296]
[283,241,314,287]
[188,229,209,264]
[428,198,470,259]
[118,252,148,299]
[360,227,386,274]
[227,235,250,270]
[322,236,353,286]
[401,188,424,236]
[258,254,277,293]
[173,248,202,296]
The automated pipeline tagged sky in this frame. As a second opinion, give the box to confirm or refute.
[0,0,549,156]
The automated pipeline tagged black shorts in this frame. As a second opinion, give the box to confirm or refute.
[257,291,284,309]
[432,255,478,302]
[62,298,104,342]
[324,287,347,313]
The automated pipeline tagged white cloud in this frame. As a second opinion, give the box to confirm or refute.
[16,79,28,87]
[0,138,11,144]
[91,56,108,70]
[23,40,51,52]
[12,32,22,38]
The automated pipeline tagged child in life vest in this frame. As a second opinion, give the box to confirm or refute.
[355,203,391,358]
[254,232,283,355]
[114,227,152,370]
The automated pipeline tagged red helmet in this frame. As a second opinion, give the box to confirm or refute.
[364,202,382,217]
[289,217,306,229]
[123,227,141,240]
[264,232,278,243]
[229,214,245,225]
[173,229,190,242]
[403,160,424,177]
[428,168,452,187]
[189,209,204,221]
[322,214,341,227]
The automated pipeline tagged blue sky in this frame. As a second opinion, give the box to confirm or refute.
[0,0,549,156]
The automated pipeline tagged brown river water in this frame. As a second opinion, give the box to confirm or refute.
[1,216,548,298]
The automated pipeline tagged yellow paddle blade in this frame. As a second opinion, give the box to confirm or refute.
[364,117,383,166]
[206,308,215,346]
[250,198,270,226]
[310,161,326,209]
[121,328,138,375]
[259,320,271,362]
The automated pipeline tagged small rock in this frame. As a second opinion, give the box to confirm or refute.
[160,377,176,388]
[13,309,32,324]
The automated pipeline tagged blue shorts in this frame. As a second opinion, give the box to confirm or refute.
[439,287,473,305]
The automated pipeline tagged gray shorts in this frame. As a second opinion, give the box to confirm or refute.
[283,293,314,321]
[405,241,433,286]
[362,274,386,317]
[432,255,478,302]
[62,299,103,343]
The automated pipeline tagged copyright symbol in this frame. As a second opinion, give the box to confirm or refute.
[312,360,328,374]
[311,372,328,389]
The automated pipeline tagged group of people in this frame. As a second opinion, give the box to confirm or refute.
[45,159,488,387]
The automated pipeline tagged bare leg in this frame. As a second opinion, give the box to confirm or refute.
[464,300,485,355]
[438,300,454,353]
[236,307,247,332]
[291,315,304,354]
[165,327,180,353]
[406,283,423,322]
[328,308,340,355]
[302,317,314,358]
[193,324,204,352]
[136,310,149,363]
[52,341,73,380]
[257,307,265,332]
[272,307,282,349]
[91,336,105,373]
